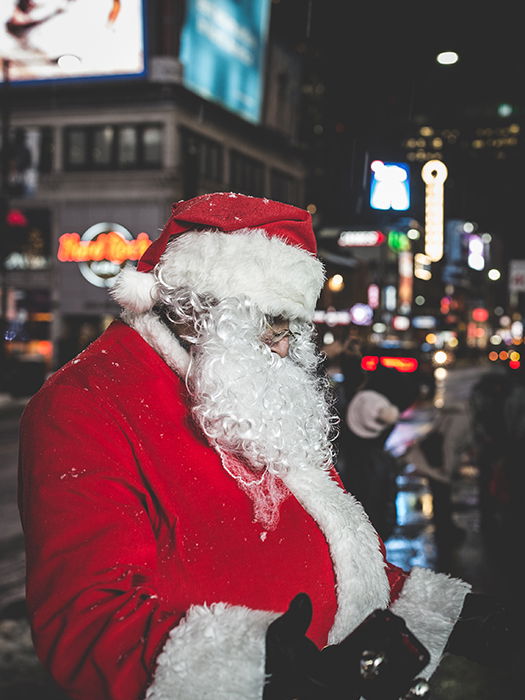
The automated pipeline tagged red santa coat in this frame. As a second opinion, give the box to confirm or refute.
[18,320,470,700]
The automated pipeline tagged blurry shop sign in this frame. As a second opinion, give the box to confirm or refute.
[369,161,410,211]
[414,253,432,281]
[0,0,145,83]
[387,230,411,253]
[313,305,373,327]
[392,315,410,331]
[57,222,152,288]
[509,260,525,292]
[412,316,437,329]
[471,308,489,323]
[398,251,413,314]
[180,0,271,123]
[338,230,385,247]
[313,309,351,326]
[367,284,380,309]
[2,208,51,270]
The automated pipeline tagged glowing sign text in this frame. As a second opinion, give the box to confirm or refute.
[58,231,152,263]
[57,221,153,288]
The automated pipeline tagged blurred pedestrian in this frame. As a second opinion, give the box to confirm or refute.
[341,389,401,541]
[18,193,519,699]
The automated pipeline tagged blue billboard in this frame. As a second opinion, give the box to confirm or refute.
[180,0,271,124]
[369,160,410,211]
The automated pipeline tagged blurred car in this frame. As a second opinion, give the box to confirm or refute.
[358,343,435,410]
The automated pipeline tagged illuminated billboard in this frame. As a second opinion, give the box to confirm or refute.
[369,161,410,211]
[180,0,271,124]
[0,1,145,83]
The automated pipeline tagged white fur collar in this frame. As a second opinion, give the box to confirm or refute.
[123,310,191,377]
[282,468,390,642]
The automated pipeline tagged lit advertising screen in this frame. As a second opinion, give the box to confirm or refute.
[180,0,271,124]
[0,1,145,83]
[369,160,410,211]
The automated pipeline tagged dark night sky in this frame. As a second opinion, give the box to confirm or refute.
[272,1,525,258]
[292,1,524,120]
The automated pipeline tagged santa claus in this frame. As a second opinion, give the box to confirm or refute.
[18,193,514,699]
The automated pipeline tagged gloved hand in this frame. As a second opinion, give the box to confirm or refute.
[445,592,519,667]
[264,593,330,700]
[319,609,430,700]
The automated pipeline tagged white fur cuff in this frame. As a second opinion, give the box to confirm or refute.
[146,603,279,700]
[390,566,471,678]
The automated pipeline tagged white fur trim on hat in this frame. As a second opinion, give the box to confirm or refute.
[110,228,325,321]
[110,264,157,313]
[146,603,278,700]
[346,390,400,439]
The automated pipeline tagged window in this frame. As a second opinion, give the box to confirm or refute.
[229,150,265,196]
[143,126,162,166]
[93,127,114,166]
[180,128,223,182]
[0,126,54,196]
[64,124,163,170]
[270,168,299,204]
[67,129,88,167]
[117,127,138,166]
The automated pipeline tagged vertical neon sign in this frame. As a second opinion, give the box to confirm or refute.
[421,160,448,262]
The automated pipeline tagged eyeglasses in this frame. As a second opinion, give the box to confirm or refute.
[262,325,297,347]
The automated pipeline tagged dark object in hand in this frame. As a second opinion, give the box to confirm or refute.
[321,609,430,700]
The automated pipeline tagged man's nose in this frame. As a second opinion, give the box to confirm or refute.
[271,336,290,358]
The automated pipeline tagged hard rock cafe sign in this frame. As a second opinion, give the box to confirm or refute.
[57,222,152,288]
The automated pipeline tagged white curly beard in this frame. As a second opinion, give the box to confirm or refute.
[186,299,336,530]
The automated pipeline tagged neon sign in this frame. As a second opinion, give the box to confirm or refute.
[422,160,448,262]
[338,230,386,247]
[387,230,410,253]
[57,222,152,288]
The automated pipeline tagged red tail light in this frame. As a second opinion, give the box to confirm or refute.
[361,355,379,371]
[361,355,418,373]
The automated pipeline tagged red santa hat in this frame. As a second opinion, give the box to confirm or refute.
[111,192,325,321]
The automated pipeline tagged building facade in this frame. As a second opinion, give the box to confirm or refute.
[1,1,308,389]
